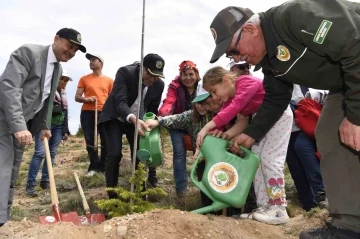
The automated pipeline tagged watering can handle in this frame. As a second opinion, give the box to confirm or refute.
[189,152,203,188]
[225,140,249,158]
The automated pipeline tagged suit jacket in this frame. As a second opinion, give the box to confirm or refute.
[99,63,165,124]
[0,44,62,136]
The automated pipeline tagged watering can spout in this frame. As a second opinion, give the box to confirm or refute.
[192,202,228,214]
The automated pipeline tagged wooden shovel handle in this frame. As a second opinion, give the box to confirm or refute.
[44,137,59,205]
[94,100,98,149]
[74,172,90,212]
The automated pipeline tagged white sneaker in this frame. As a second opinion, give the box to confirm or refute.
[86,170,96,177]
[238,205,268,220]
[239,213,253,220]
[252,205,290,225]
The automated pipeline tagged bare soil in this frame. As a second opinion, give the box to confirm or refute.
[0,136,329,239]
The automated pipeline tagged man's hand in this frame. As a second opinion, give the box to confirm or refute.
[228,133,255,155]
[137,119,150,136]
[86,96,97,103]
[339,117,360,151]
[14,130,33,145]
[40,130,52,141]
[63,133,69,141]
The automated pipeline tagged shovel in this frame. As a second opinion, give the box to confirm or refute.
[39,137,81,225]
[94,99,98,150]
[74,172,105,225]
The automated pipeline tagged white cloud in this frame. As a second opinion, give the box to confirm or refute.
[0,0,289,134]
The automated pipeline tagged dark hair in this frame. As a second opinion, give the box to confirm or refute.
[232,63,251,70]
[192,104,202,123]
[192,100,215,123]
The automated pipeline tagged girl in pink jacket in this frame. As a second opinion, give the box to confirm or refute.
[197,66,293,225]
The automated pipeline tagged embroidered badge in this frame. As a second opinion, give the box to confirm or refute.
[210,28,217,42]
[313,20,332,44]
[276,45,291,61]
[155,60,163,69]
[77,34,82,43]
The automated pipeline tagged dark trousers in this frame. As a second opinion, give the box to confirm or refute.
[80,110,107,172]
[315,93,360,233]
[286,131,324,211]
[103,119,156,190]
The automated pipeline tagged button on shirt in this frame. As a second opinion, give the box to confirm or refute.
[35,46,58,114]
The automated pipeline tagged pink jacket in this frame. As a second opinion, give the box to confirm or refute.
[213,75,265,128]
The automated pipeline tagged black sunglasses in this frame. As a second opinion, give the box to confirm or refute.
[226,30,242,58]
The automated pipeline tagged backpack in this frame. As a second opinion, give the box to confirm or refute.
[294,98,323,139]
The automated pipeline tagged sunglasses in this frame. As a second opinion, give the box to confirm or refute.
[226,30,242,58]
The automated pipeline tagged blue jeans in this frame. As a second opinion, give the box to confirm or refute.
[27,124,63,186]
[286,131,325,210]
[169,129,187,193]
[294,132,324,194]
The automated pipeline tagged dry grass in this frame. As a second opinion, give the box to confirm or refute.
[11,132,322,229]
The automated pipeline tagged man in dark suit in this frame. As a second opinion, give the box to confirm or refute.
[0,28,86,226]
[99,53,165,198]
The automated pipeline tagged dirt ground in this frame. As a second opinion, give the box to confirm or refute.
[0,209,328,239]
[0,136,329,239]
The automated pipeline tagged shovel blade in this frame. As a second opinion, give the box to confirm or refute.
[79,214,105,225]
[40,212,81,225]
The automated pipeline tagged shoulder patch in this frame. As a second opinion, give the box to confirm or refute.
[313,20,332,44]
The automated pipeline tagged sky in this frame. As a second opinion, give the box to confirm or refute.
[0,0,291,134]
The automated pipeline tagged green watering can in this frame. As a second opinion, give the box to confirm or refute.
[137,112,163,167]
[190,135,260,214]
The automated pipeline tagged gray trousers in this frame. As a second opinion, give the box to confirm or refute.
[315,93,360,233]
[0,134,25,224]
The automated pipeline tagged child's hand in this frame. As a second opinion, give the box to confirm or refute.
[145,119,159,130]
[193,149,205,162]
[196,128,209,148]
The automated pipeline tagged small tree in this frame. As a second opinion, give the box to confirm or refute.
[75,124,84,137]
[96,163,167,217]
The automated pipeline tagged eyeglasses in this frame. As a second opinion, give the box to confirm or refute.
[225,30,242,58]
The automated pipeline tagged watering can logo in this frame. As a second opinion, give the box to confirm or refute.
[208,162,238,193]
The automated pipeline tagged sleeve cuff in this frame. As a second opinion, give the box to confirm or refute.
[126,114,135,123]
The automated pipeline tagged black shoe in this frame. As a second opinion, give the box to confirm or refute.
[315,191,328,209]
[300,222,360,239]
[0,223,4,227]
[26,184,38,197]
[147,176,159,188]
[40,181,49,190]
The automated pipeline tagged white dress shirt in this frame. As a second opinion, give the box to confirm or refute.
[35,46,58,114]
[125,85,148,122]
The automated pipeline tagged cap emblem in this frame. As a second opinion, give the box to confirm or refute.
[210,28,217,41]
[77,34,82,43]
[155,60,163,69]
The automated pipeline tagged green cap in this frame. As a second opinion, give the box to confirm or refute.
[192,84,210,103]
[209,6,254,63]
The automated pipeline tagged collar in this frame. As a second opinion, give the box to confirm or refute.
[48,45,58,64]
[259,12,279,60]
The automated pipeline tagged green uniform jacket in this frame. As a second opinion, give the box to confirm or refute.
[244,0,360,141]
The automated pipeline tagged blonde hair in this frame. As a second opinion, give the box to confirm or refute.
[203,66,237,87]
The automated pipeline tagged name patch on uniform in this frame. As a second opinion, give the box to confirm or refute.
[313,20,332,44]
